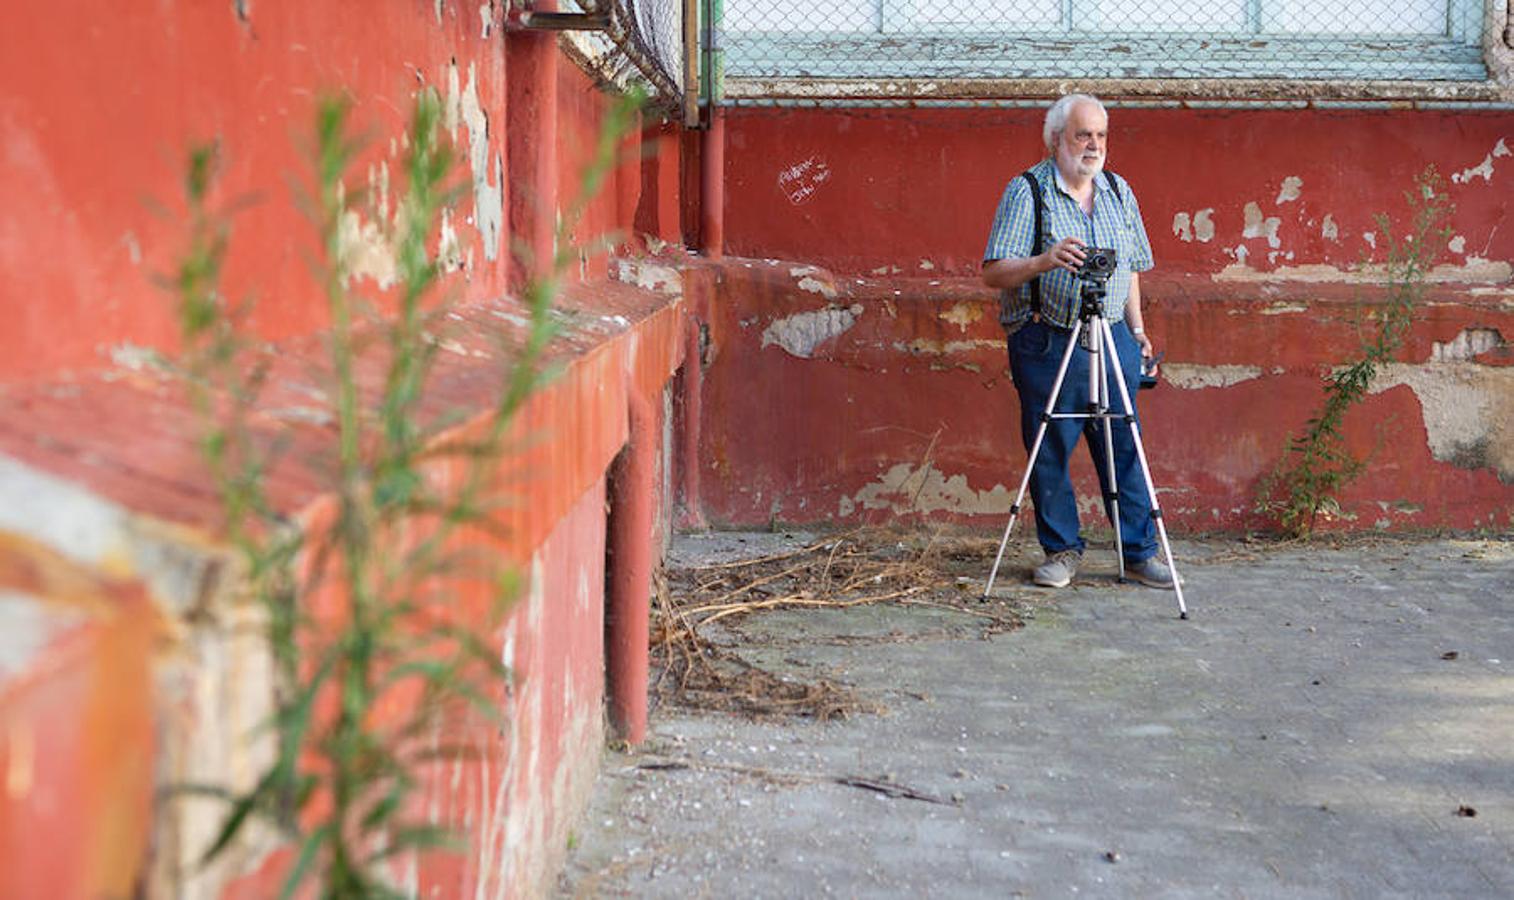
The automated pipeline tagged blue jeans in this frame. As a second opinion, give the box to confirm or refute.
[1007,319,1157,563]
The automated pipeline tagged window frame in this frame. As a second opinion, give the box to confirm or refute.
[724,0,1494,85]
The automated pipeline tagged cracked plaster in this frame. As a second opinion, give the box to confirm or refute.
[1371,328,1514,481]
[761,305,863,358]
[840,463,1012,517]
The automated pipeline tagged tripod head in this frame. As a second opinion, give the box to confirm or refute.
[1073,246,1118,321]
[1076,277,1107,321]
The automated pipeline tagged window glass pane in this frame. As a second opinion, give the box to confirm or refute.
[727,0,881,32]
[1099,0,1248,31]
[905,0,1062,28]
[1267,0,1447,36]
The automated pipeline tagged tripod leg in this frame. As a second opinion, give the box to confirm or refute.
[1090,324,1126,578]
[984,320,1085,600]
[1098,318,1189,619]
[983,424,1041,599]
[1100,416,1125,579]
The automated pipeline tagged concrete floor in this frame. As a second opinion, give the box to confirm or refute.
[559,533,1514,898]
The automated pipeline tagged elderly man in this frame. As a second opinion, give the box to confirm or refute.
[981,93,1173,589]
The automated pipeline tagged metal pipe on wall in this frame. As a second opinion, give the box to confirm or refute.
[699,0,724,258]
[678,318,708,530]
[506,0,560,287]
[607,391,658,744]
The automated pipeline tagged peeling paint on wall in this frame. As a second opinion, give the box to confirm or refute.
[839,463,1012,516]
[438,208,469,274]
[323,159,404,288]
[1322,214,1340,242]
[445,61,504,262]
[939,302,982,332]
[788,265,839,298]
[796,276,837,298]
[1450,138,1510,184]
[495,554,545,893]
[1275,176,1303,204]
[1242,202,1282,248]
[1163,363,1264,390]
[1169,209,1216,243]
[1193,209,1216,243]
[1215,258,1512,284]
[1373,353,1514,481]
[613,258,682,294]
[338,206,398,289]
[760,305,863,358]
[895,337,1002,356]
[1429,257,1514,282]
[1173,211,1192,242]
[1432,327,1504,361]
[1214,259,1332,282]
[107,343,160,372]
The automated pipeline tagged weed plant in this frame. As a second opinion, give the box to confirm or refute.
[173,86,642,897]
[1260,167,1452,537]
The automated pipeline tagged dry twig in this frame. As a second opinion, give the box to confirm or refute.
[651,528,1033,720]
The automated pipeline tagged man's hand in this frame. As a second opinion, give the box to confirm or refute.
[1042,237,1087,274]
[1133,331,1156,364]
[981,237,1092,290]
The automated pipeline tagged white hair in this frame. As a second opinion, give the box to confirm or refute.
[1043,93,1107,154]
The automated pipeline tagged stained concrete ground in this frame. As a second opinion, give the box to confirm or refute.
[558,532,1514,898]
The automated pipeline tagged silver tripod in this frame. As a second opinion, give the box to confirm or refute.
[983,277,1188,619]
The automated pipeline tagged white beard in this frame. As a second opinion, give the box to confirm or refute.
[1057,145,1105,181]
[1074,156,1104,178]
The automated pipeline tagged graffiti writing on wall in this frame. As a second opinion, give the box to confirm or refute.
[778,156,832,205]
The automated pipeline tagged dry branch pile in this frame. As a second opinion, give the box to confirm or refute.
[651,529,1033,721]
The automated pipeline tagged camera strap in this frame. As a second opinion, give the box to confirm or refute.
[1019,167,1125,325]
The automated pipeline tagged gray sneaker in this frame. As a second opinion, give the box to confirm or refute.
[1126,556,1178,588]
[1033,550,1082,588]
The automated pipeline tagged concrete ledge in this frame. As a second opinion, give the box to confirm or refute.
[0,271,689,896]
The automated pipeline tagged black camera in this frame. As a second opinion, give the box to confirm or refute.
[1076,246,1118,281]
[1139,351,1164,390]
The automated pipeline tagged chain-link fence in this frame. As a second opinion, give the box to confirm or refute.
[559,0,688,112]
[722,0,1507,83]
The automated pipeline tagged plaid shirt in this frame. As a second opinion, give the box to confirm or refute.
[983,158,1154,331]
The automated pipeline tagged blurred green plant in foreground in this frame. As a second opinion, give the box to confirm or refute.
[171,84,643,897]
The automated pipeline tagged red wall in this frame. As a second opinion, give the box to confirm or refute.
[0,2,667,381]
[723,107,1513,279]
[1,3,690,898]
[699,107,1514,532]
